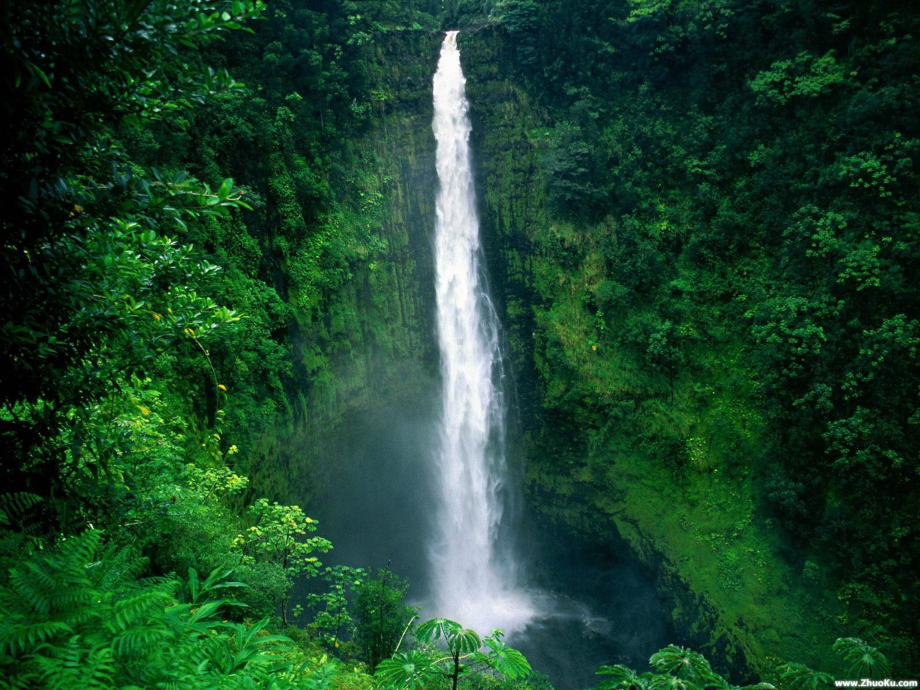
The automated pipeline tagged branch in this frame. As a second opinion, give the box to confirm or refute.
[394,614,418,654]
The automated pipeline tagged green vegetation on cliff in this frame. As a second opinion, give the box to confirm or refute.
[1,0,918,687]
[456,0,920,676]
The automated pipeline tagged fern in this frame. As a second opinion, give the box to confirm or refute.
[0,620,73,655]
[22,559,58,594]
[87,544,147,592]
[0,493,42,528]
[112,626,170,657]
[112,586,174,630]
[0,529,316,689]
[32,637,114,690]
[7,566,55,616]
[56,530,103,568]
[49,588,97,617]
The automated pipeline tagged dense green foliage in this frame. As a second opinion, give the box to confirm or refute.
[456,0,920,673]
[352,569,418,672]
[597,638,891,690]
[2,0,443,517]
[0,0,438,687]
[2,0,917,686]
[0,529,344,689]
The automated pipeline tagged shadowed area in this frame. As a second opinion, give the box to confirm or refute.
[306,394,672,689]
[511,519,673,689]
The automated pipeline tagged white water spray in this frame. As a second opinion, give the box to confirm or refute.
[429,31,534,635]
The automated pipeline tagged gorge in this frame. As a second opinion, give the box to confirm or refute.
[2,1,918,689]
[310,31,672,687]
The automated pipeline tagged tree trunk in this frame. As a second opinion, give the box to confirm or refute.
[281,548,289,625]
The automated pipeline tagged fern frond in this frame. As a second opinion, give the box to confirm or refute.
[84,646,116,690]
[0,620,73,655]
[87,545,147,592]
[49,587,96,613]
[112,626,171,657]
[56,531,102,568]
[113,587,172,630]
[8,567,54,616]
[0,492,42,526]
[22,560,58,595]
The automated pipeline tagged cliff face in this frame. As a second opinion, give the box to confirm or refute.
[249,32,444,506]
[259,24,836,678]
[457,25,838,677]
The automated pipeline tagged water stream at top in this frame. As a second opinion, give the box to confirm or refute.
[429,30,534,635]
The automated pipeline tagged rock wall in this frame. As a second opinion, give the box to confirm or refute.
[458,24,837,678]
[249,31,444,507]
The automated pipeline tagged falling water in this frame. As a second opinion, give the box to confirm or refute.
[429,31,534,635]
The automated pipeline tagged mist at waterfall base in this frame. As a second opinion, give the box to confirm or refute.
[309,400,672,689]
[306,31,672,690]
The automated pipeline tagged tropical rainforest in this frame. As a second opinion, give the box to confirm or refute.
[1,0,918,689]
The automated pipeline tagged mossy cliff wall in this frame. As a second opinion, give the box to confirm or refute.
[254,23,840,679]
[249,31,443,506]
[457,25,839,679]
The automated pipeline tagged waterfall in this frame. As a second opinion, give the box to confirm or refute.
[429,31,534,635]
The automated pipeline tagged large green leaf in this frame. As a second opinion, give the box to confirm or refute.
[778,663,835,690]
[415,618,462,645]
[650,645,714,682]
[374,650,439,690]
[647,676,699,690]
[833,638,890,680]
[597,664,649,690]
[415,618,481,655]
[481,635,531,679]
[449,627,482,655]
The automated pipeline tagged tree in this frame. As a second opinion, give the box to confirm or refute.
[307,564,367,648]
[353,568,417,672]
[374,618,531,690]
[1,0,262,524]
[233,499,332,624]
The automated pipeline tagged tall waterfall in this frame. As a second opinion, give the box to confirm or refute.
[429,31,533,635]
